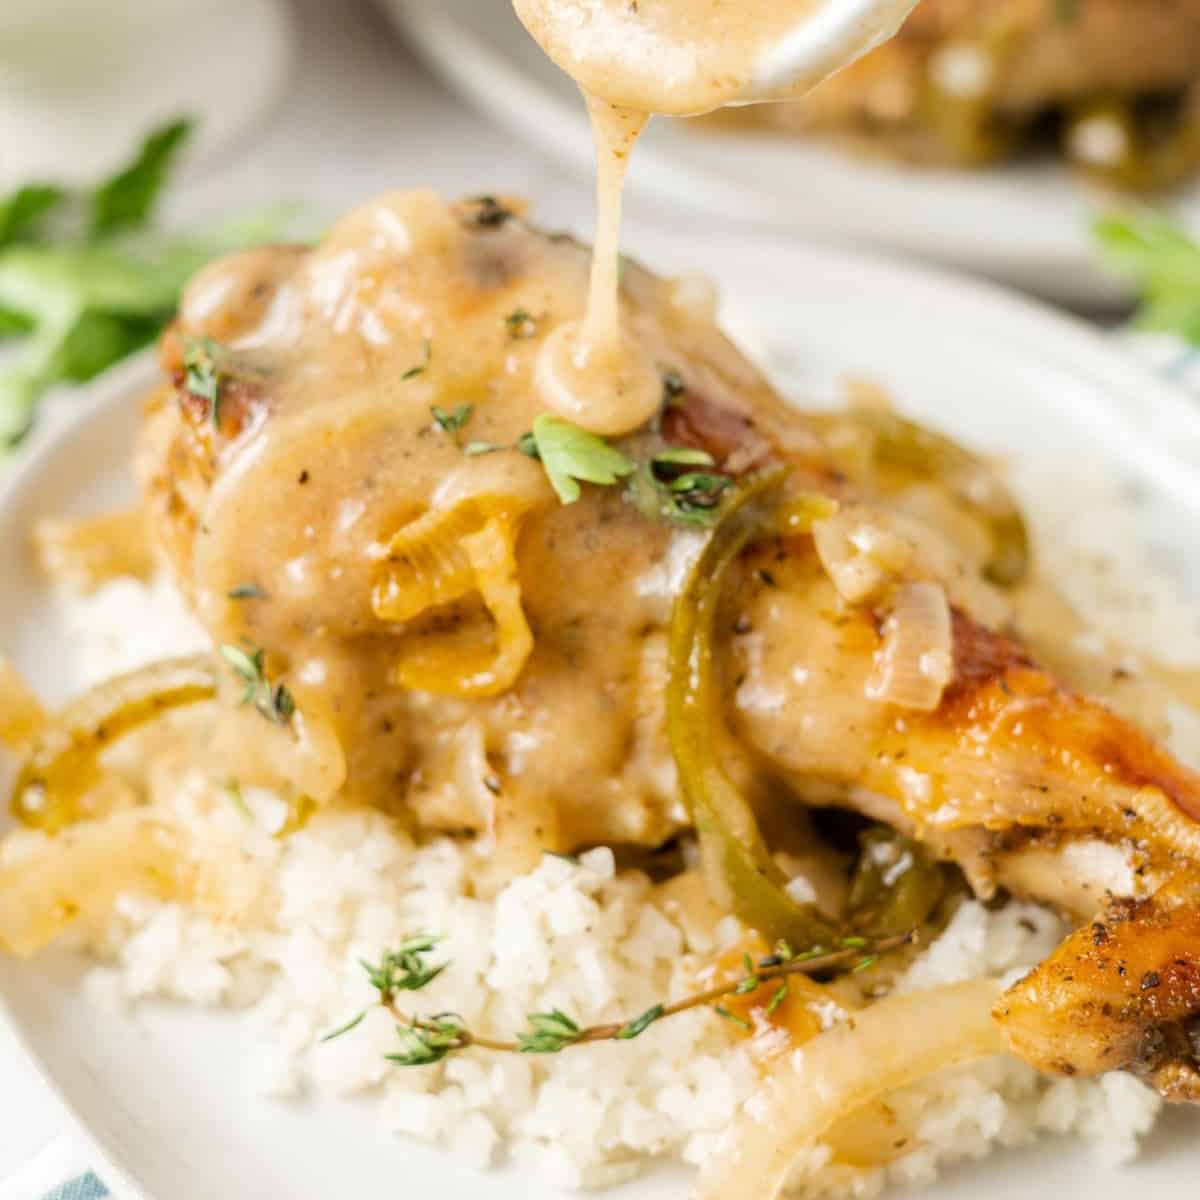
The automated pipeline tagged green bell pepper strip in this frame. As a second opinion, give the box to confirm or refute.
[819,408,1030,588]
[666,468,839,948]
[847,826,947,938]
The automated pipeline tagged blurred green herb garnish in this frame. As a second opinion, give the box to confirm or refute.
[1095,213,1200,345]
[0,117,292,453]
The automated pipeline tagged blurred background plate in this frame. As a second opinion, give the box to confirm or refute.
[0,0,294,186]
[379,0,1200,306]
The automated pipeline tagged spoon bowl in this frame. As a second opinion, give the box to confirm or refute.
[746,0,918,104]
[512,0,919,116]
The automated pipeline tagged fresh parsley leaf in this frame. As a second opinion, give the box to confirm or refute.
[55,310,159,382]
[0,118,296,457]
[527,414,635,504]
[0,308,33,337]
[0,184,66,248]
[89,118,193,239]
[1095,213,1200,343]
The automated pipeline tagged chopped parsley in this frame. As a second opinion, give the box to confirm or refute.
[521,414,635,504]
[464,440,502,456]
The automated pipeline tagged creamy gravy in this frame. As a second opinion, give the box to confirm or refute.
[147,190,800,862]
[516,0,915,436]
[534,99,661,435]
[514,0,878,116]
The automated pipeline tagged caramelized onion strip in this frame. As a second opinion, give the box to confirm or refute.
[696,979,1006,1200]
[377,503,534,699]
[0,658,46,750]
[10,655,217,833]
[0,811,188,958]
[866,581,954,711]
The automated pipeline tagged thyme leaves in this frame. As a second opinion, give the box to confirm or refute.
[322,931,914,1066]
[219,643,295,726]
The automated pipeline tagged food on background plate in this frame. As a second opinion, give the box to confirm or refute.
[725,0,1200,192]
[2,189,1200,1194]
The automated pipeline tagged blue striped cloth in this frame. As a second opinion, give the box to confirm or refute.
[41,1176,107,1200]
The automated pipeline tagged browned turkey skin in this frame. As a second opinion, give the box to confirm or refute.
[137,192,1200,1096]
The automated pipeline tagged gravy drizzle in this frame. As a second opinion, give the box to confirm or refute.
[515,0,913,435]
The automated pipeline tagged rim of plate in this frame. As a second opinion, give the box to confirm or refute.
[3,234,1200,1200]
[381,0,1200,303]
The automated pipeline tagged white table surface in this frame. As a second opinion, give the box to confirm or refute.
[0,0,600,1192]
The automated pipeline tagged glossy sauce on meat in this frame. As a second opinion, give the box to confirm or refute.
[141,192,805,862]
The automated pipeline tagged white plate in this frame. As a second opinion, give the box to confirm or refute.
[0,0,294,188]
[379,0,1200,304]
[3,236,1200,1200]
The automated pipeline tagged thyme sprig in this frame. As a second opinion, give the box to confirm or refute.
[219,642,296,726]
[323,931,914,1067]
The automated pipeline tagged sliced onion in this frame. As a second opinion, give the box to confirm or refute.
[866,582,954,712]
[0,659,45,750]
[813,507,914,605]
[696,979,1006,1200]
[0,812,187,958]
[32,510,155,593]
